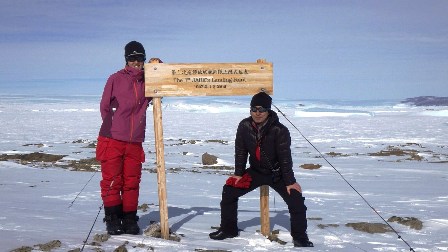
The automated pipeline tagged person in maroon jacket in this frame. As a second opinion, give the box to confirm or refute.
[96,41,151,235]
[209,92,313,247]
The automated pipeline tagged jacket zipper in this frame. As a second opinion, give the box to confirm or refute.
[129,80,139,142]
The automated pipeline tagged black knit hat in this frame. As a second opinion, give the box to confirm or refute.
[124,41,146,59]
[250,92,272,109]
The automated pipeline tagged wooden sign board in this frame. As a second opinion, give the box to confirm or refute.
[145,61,273,97]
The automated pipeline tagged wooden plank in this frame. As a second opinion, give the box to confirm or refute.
[145,61,273,97]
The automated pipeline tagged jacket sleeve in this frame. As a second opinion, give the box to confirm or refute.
[276,127,296,186]
[234,121,248,176]
[100,76,114,120]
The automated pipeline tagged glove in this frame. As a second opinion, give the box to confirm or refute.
[226,173,252,189]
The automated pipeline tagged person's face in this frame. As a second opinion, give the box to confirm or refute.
[250,106,269,124]
[126,55,145,70]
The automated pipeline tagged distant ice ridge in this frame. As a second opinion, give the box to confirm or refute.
[294,108,374,117]
[160,97,448,118]
[164,102,247,114]
[161,97,394,116]
[2,94,447,117]
[419,110,448,117]
[162,96,249,113]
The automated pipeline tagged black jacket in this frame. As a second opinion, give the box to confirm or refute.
[234,111,297,186]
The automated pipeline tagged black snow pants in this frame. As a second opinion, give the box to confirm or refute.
[219,168,308,240]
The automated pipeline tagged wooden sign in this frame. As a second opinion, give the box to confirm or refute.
[145,58,274,240]
[145,60,273,97]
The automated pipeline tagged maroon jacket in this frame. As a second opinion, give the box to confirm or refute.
[99,66,151,143]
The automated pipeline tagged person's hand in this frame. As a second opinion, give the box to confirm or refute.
[232,175,242,185]
[149,58,163,63]
[286,182,302,194]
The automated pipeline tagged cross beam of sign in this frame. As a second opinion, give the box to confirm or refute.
[145,59,273,239]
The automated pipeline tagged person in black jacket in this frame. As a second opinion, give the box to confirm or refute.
[209,92,313,247]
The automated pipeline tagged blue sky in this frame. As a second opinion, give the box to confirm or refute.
[0,0,447,100]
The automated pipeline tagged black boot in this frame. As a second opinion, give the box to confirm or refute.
[122,211,140,235]
[103,205,123,235]
[209,228,238,240]
[293,238,314,247]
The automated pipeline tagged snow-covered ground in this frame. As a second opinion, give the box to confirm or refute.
[1,95,447,251]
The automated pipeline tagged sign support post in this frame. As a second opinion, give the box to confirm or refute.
[260,185,270,236]
[152,97,169,239]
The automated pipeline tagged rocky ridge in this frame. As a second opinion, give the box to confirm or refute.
[401,96,448,106]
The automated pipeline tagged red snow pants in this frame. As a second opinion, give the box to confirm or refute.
[96,136,145,212]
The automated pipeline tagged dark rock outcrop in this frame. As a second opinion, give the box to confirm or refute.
[401,96,448,106]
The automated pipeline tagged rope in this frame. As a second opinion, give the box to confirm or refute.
[80,179,115,252]
[271,102,415,252]
[80,203,104,251]
[68,170,98,208]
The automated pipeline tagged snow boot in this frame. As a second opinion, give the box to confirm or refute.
[209,227,238,240]
[103,205,123,235]
[122,211,140,235]
[293,238,314,247]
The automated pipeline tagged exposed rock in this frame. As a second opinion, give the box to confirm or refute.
[346,222,392,234]
[84,143,97,148]
[144,222,162,237]
[72,139,90,143]
[114,241,129,252]
[93,233,110,242]
[200,165,233,170]
[138,203,153,212]
[0,152,66,162]
[205,139,228,145]
[172,139,199,145]
[264,229,287,245]
[11,240,62,252]
[144,222,181,242]
[327,152,349,157]
[133,243,154,251]
[368,146,423,161]
[300,163,321,170]
[65,158,100,172]
[10,246,33,252]
[388,216,423,230]
[202,153,218,165]
[22,143,45,148]
[317,224,339,229]
[401,96,448,106]
[36,240,62,251]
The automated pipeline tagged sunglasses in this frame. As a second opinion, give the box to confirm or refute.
[250,107,269,113]
[126,55,146,62]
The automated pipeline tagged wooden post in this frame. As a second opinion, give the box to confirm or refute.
[260,185,270,236]
[150,59,169,239]
[257,58,270,237]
